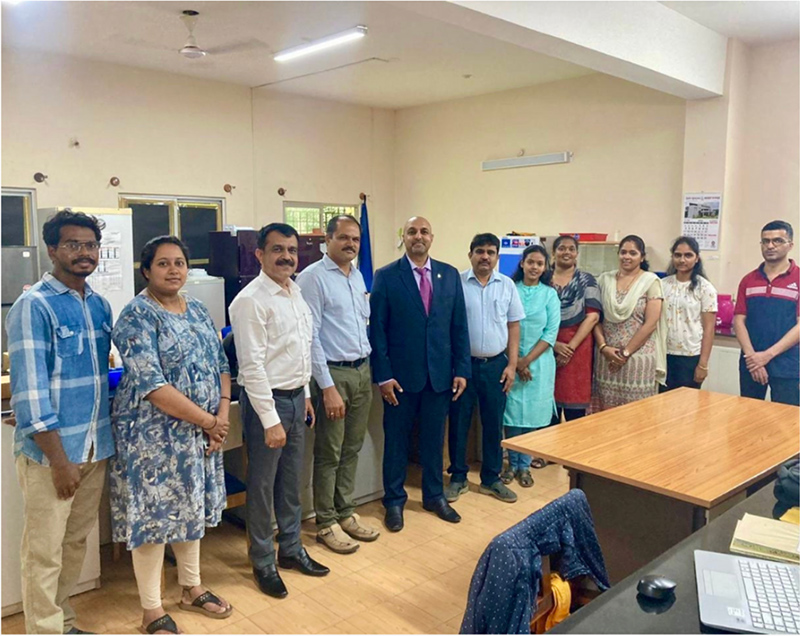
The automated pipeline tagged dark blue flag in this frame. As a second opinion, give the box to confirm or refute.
[358,200,374,292]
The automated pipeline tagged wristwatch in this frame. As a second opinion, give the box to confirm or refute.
[620,348,631,359]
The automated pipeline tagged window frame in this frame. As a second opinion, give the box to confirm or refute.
[1,187,38,246]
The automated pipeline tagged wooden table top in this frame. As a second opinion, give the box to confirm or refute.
[502,388,799,507]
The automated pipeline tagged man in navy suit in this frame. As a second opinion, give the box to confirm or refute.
[369,216,472,531]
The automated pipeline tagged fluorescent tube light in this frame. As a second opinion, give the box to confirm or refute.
[274,25,367,62]
[481,152,572,172]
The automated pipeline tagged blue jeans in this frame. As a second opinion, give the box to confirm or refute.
[504,425,532,471]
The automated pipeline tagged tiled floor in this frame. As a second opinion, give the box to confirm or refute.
[2,464,569,634]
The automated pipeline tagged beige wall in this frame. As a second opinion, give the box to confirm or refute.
[393,73,687,273]
[1,49,396,265]
[684,38,800,295]
[251,90,395,266]
[735,39,799,290]
[3,41,796,287]
[1,49,255,226]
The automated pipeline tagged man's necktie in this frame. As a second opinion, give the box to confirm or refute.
[416,267,432,315]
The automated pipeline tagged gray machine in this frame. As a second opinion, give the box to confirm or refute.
[1,246,39,354]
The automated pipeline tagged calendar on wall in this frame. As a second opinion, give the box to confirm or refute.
[682,192,722,251]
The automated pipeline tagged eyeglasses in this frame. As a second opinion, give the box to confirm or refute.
[59,241,101,253]
[761,238,790,246]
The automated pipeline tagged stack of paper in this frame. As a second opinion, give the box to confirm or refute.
[730,513,800,565]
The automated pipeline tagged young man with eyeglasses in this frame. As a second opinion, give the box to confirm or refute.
[6,209,114,634]
[734,220,800,406]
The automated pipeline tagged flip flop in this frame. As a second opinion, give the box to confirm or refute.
[178,590,233,619]
[530,457,549,470]
[139,614,179,635]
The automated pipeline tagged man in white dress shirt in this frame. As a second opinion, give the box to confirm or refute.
[229,223,329,599]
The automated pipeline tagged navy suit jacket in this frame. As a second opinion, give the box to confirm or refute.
[369,256,471,394]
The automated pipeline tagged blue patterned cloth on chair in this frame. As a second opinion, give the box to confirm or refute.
[460,489,609,634]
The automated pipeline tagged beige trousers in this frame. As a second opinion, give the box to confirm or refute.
[131,541,202,610]
[16,455,107,635]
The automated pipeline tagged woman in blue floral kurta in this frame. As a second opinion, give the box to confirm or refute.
[110,236,232,634]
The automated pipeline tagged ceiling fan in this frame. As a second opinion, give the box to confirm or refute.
[177,9,269,59]
[179,10,206,59]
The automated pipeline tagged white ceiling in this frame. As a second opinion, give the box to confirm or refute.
[662,1,800,45]
[0,1,594,109]
[3,2,797,109]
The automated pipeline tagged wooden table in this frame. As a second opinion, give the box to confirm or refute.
[502,388,799,582]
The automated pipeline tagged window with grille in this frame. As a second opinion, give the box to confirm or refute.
[283,203,358,235]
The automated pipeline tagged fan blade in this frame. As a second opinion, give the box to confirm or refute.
[113,34,174,53]
[205,39,271,56]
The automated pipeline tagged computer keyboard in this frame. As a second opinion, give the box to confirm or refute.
[740,558,800,632]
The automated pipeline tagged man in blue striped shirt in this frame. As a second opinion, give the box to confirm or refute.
[7,210,114,635]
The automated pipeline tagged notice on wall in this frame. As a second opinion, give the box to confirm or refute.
[682,192,722,251]
[498,235,540,278]
[87,230,124,294]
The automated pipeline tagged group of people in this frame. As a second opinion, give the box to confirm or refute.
[7,208,798,635]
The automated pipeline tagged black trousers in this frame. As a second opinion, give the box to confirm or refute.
[382,381,451,508]
[660,354,703,392]
[550,406,586,425]
[740,368,800,406]
[447,354,507,487]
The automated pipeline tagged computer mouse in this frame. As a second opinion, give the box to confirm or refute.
[637,574,677,601]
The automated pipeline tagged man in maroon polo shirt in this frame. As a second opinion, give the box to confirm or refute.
[733,220,800,406]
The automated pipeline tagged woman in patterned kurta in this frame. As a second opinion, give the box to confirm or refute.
[110,236,232,634]
[502,245,561,488]
[591,235,667,412]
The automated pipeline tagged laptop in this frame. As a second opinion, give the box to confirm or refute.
[695,549,800,634]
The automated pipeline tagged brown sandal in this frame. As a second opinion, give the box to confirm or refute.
[178,590,233,619]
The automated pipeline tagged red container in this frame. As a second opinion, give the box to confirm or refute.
[559,233,609,242]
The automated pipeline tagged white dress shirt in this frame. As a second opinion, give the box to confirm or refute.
[229,271,312,429]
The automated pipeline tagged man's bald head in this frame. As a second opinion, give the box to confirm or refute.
[403,216,434,262]
[403,216,432,233]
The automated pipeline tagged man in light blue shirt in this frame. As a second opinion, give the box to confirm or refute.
[296,214,380,554]
[446,233,525,504]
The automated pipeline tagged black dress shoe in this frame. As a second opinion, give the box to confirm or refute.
[277,547,330,577]
[253,564,288,598]
[423,497,461,523]
[384,505,404,532]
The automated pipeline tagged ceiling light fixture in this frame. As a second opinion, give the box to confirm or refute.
[274,25,367,62]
